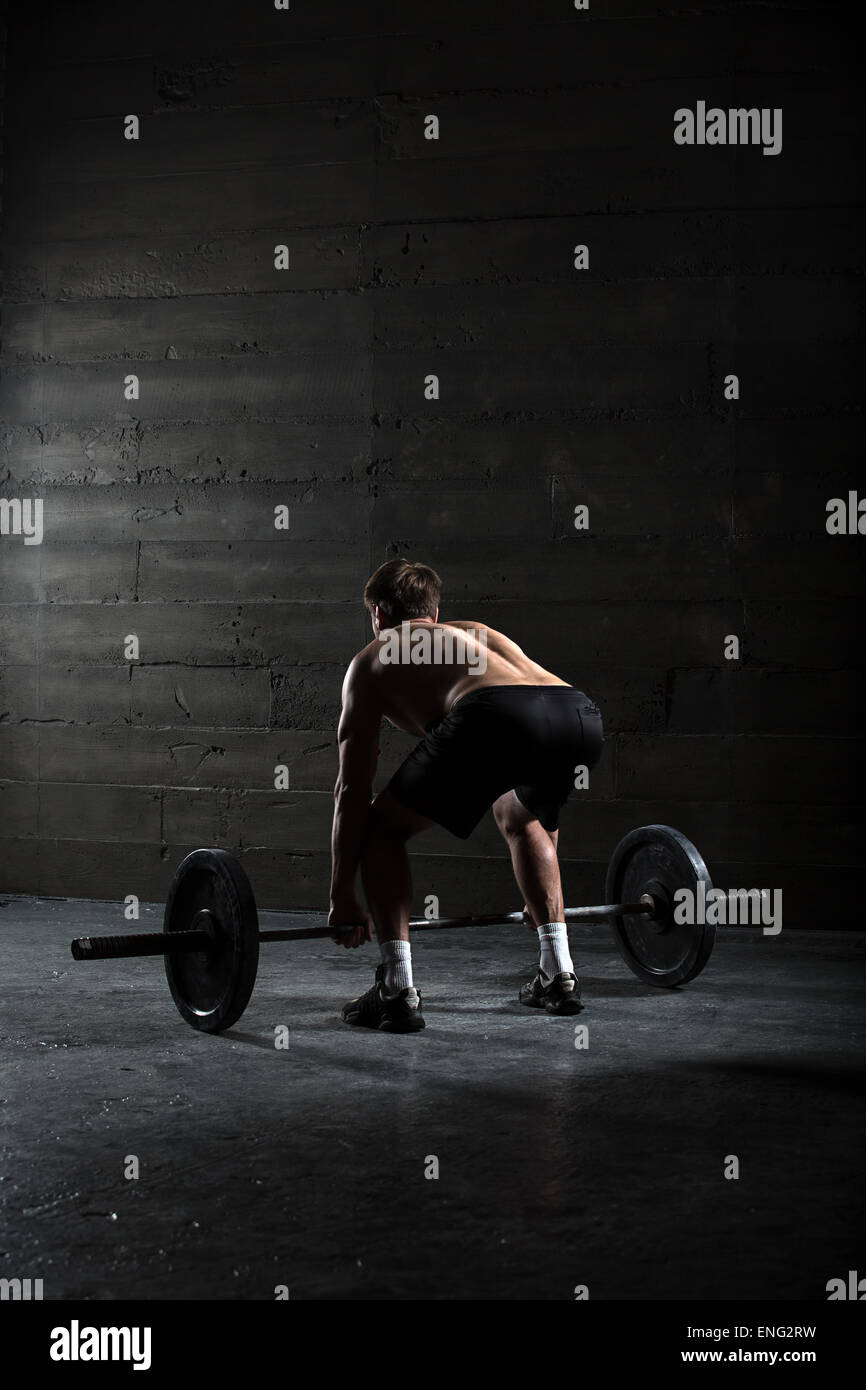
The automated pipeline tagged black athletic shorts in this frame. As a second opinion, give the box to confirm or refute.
[386,685,604,839]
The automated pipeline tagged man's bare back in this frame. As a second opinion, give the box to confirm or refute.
[353,619,570,736]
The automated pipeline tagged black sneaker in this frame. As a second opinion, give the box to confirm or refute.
[341,964,425,1033]
[518,971,583,1015]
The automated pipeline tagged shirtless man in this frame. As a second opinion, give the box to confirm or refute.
[328,558,604,1032]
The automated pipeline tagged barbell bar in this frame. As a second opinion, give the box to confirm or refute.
[71,900,655,959]
[69,823,715,1032]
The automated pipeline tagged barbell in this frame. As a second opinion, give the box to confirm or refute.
[69,823,714,1033]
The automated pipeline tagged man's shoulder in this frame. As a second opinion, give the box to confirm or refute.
[339,644,385,723]
[345,639,385,684]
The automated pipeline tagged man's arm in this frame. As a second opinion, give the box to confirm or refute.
[330,654,381,909]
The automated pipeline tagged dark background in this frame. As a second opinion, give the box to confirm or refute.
[1,0,862,921]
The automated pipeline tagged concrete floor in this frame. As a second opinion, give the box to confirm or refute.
[2,893,864,1301]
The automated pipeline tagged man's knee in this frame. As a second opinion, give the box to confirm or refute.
[493,791,534,840]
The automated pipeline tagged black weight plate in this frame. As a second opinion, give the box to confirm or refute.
[604,824,714,988]
[163,849,259,1032]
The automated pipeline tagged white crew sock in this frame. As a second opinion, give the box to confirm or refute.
[537,922,573,982]
[380,938,413,994]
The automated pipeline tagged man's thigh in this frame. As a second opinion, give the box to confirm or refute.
[367,788,436,841]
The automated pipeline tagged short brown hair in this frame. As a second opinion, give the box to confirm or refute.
[364,558,441,622]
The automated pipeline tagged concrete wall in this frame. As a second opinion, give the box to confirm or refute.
[1,0,862,924]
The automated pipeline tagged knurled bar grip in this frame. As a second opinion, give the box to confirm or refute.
[259,902,653,941]
[70,930,212,961]
[70,901,653,960]
[260,902,653,941]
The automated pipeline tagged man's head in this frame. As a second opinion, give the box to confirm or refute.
[364,558,441,635]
